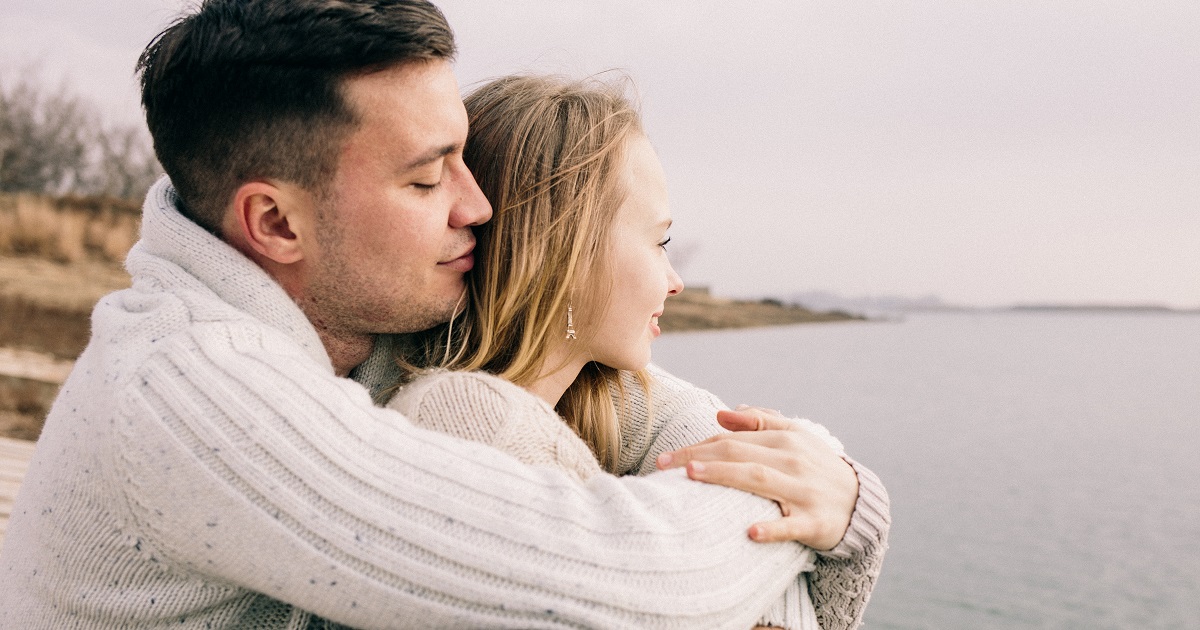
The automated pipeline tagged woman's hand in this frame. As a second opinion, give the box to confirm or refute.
[656,406,858,551]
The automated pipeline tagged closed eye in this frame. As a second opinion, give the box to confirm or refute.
[658,236,671,249]
[412,181,442,193]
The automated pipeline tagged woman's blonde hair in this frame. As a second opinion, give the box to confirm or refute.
[392,74,651,471]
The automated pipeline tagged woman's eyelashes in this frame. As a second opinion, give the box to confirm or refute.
[657,236,671,249]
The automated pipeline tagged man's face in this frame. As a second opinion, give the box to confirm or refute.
[304,60,491,338]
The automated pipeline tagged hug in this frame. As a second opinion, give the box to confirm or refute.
[0,1,889,628]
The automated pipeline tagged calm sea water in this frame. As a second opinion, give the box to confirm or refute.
[651,312,1200,630]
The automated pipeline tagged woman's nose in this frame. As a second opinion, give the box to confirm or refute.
[666,264,684,296]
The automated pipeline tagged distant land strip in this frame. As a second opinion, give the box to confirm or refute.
[1009,303,1199,314]
[659,288,862,332]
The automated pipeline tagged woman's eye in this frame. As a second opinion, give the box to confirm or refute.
[658,236,672,249]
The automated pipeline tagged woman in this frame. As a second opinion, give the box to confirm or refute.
[385,75,858,629]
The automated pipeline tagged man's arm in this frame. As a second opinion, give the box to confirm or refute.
[615,366,891,630]
[614,369,815,629]
[663,408,892,630]
[114,325,809,629]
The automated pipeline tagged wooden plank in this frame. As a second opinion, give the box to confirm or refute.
[0,347,73,384]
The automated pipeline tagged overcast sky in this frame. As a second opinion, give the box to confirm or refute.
[3,0,1197,308]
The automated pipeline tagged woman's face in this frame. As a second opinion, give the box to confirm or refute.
[579,133,684,371]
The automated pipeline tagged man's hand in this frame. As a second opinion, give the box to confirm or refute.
[656,406,858,551]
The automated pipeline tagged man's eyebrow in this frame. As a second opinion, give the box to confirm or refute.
[402,143,460,171]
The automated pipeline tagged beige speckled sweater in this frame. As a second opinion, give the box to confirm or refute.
[0,178,887,629]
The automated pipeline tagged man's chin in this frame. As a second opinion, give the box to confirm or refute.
[383,297,465,335]
[444,286,470,318]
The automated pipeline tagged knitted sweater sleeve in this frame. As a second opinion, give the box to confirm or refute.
[112,323,812,629]
[385,370,603,482]
[615,365,892,630]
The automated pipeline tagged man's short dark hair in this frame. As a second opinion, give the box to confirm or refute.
[137,0,456,233]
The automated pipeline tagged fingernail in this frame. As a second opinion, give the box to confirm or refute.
[736,404,750,410]
[690,461,705,474]
[657,452,673,468]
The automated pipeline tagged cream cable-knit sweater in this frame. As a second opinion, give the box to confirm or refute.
[0,178,887,629]
[356,328,890,630]
[386,370,823,630]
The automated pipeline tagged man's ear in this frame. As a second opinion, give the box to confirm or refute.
[226,181,312,265]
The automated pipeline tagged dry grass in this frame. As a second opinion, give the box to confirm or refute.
[0,193,140,264]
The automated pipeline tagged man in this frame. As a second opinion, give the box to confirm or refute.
[0,1,888,628]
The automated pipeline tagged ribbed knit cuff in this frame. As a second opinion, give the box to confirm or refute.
[818,456,891,561]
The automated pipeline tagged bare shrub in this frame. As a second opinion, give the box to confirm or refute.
[87,125,162,200]
[0,68,161,201]
[0,72,90,195]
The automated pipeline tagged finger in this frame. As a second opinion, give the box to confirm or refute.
[748,516,819,545]
[683,459,795,506]
[657,433,805,471]
[735,403,780,415]
[716,409,765,432]
[734,405,782,415]
[717,408,795,433]
[687,460,845,549]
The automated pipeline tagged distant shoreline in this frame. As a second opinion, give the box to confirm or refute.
[659,288,864,333]
[1008,304,1199,314]
[873,305,1200,316]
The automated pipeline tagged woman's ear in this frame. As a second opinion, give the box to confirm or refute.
[226,181,311,265]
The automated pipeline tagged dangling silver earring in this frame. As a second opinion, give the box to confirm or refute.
[565,304,577,340]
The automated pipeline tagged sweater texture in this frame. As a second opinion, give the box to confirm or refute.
[388,370,821,629]
[0,178,886,629]
[356,325,891,630]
